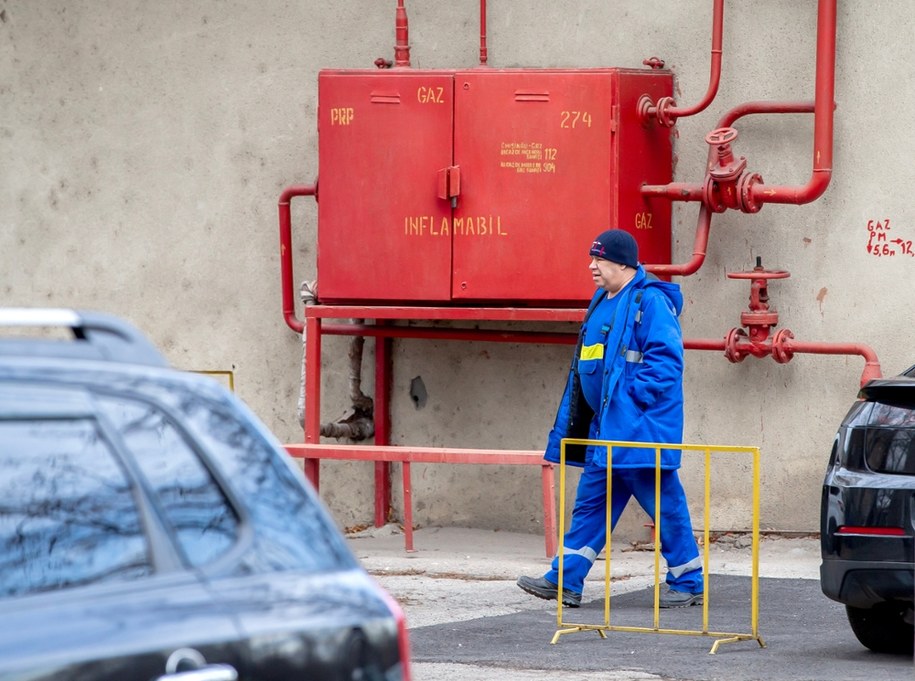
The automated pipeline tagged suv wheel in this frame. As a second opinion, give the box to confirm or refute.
[845,603,914,655]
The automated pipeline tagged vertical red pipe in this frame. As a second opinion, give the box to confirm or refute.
[749,0,835,205]
[394,0,411,67]
[479,0,488,65]
[645,205,712,276]
[662,0,724,121]
[278,185,316,333]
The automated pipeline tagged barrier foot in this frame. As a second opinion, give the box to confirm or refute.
[550,626,607,645]
[708,634,766,655]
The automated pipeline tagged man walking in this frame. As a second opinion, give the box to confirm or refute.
[518,229,703,608]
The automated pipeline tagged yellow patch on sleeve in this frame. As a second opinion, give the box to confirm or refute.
[580,344,604,361]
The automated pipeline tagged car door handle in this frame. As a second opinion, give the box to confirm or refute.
[155,649,238,681]
[153,665,238,681]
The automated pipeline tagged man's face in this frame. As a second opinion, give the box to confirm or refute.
[589,256,630,294]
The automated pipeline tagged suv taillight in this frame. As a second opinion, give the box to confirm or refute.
[836,526,905,536]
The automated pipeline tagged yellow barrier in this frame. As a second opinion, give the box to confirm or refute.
[552,438,765,654]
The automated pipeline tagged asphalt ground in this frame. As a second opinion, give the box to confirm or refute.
[348,526,915,681]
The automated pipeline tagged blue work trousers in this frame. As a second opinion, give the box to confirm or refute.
[545,464,703,595]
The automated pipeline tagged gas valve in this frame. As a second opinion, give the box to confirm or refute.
[703,128,765,214]
[723,257,791,363]
[704,128,746,212]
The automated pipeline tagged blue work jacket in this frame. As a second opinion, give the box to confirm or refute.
[544,266,685,469]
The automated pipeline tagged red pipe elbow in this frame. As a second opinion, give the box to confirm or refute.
[278,184,317,333]
[646,205,712,277]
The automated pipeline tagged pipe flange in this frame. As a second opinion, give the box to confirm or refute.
[703,176,726,213]
[740,310,780,328]
[724,327,748,364]
[772,328,795,364]
[738,172,765,213]
[637,94,656,125]
[654,96,677,128]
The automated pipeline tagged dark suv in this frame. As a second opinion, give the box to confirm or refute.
[820,365,915,655]
[0,309,411,680]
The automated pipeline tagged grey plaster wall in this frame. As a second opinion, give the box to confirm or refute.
[2,1,912,540]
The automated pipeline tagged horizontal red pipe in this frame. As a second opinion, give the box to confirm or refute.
[684,338,727,352]
[716,101,816,130]
[786,340,879,364]
[278,184,317,333]
[319,324,882,383]
[286,443,548,466]
[684,336,882,386]
[305,305,586,323]
[786,340,882,384]
[642,102,819,203]
[640,182,705,202]
[321,322,578,345]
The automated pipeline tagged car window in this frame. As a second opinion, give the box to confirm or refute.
[155,382,356,574]
[98,397,239,567]
[0,419,150,598]
[865,402,915,475]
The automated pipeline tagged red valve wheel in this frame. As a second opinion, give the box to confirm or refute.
[705,127,738,146]
[727,268,791,280]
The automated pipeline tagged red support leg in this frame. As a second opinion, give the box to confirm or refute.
[304,316,322,489]
[402,461,414,552]
[374,333,392,527]
[541,464,557,558]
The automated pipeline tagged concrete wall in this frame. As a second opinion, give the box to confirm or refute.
[3,1,913,539]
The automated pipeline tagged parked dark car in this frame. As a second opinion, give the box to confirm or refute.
[0,309,411,680]
[820,365,915,655]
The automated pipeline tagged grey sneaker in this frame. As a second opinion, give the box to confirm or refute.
[658,587,703,608]
[517,575,582,607]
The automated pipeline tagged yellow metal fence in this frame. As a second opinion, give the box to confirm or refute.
[553,438,765,655]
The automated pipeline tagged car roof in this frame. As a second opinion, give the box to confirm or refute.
[0,309,168,368]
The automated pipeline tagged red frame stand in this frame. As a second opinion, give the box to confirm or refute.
[288,305,585,556]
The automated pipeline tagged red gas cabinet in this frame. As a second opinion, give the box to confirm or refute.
[317,68,673,304]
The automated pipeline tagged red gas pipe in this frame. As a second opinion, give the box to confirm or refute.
[645,205,711,277]
[479,0,488,65]
[684,258,882,388]
[639,0,724,127]
[394,0,411,67]
[641,0,836,214]
[278,184,318,334]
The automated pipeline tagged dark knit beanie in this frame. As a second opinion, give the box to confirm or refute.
[589,229,639,268]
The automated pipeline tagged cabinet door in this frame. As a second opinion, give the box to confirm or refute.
[318,71,454,302]
[453,70,615,303]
